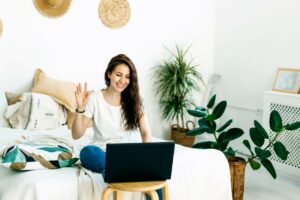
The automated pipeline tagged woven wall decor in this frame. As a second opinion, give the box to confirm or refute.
[0,19,2,37]
[98,0,131,29]
[33,0,72,18]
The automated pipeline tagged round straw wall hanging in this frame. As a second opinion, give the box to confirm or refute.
[33,0,72,18]
[98,0,131,29]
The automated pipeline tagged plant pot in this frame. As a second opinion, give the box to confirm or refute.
[227,157,246,200]
[170,121,195,147]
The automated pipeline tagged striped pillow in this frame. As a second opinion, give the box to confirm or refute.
[0,142,78,170]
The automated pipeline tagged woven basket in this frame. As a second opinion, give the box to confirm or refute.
[170,121,195,147]
[228,157,246,200]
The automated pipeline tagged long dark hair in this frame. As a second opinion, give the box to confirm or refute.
[104,54,143,130]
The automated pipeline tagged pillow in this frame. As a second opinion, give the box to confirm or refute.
[32,68,77,112]
[5,92,22,106]
[5,92,67,130]
[0,142,78,170]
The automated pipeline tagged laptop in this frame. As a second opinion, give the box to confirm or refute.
[104,142,175,183]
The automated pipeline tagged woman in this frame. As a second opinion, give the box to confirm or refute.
[72,54,152,173]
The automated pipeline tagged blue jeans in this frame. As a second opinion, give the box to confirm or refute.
[80,145,162,200]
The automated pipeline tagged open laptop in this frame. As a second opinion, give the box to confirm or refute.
[104,142,175,183]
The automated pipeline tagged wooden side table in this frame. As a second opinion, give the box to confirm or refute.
[102,181,168,200]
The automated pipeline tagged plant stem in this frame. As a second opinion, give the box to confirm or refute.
[264,129,282,150]
[234,150,253,158]
[246,129,283,162]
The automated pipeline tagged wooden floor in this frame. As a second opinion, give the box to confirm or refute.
[243,162,300,200]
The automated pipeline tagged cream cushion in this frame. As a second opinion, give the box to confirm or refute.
[32,69,77,112]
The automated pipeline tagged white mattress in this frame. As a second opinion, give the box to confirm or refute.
[0,127,232,200]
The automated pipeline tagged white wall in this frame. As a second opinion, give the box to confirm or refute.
[0,0,216,139]
[214,0,300,150]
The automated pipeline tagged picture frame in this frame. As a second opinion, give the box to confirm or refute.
[272,68,300,94]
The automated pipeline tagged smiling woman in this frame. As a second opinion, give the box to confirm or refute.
[71,54,152,149]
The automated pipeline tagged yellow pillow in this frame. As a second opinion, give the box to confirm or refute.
[32,69,77,112]
[5,92,22,105]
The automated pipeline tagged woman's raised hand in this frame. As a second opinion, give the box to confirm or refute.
[75,82,90,110]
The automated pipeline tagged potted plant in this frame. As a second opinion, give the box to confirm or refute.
[152,45,204,147]
[186,94,300,200]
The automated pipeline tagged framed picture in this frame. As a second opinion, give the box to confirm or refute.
[272,68,300,94]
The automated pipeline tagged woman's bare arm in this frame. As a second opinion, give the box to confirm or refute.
[138,114,152,142]
[71,113,92,139]
[72,82,92,139]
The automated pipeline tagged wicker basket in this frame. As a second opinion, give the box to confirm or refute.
[170,121,195,147]
[228,157,246,200]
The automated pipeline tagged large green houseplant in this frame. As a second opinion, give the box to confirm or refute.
[186,94,300,199]
[152,45,204,146]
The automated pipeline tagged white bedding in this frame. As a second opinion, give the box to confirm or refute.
[0,127,232,200]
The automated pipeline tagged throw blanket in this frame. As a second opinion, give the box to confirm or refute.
[5,92,66,130]
[0,133,103,200]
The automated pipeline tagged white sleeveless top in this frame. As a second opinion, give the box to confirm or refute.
[84,90,141,149]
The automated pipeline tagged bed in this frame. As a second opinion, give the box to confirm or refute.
[0,126,232,200]
[0,69,232,199]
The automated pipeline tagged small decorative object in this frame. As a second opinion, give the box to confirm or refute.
[187,94,300,200]
[98,0,131,29]
[152,44,204,147]
[272,67,300,94]
[0,19,3,37]
[33,0,72,18]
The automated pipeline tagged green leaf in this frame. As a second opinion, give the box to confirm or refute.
[217,131,227,143]
[211,142,221,150]
[212,101,227,120]
[198,118,207,127]
[270,110,283,132]
[255,147,271,160]
[254,120,269,139]
[250,127,265,147]
[193,141,218,149]
[196,106,206,111]
[207,94,216,109]
[205,114,215,121]
[249,158,261,170]
[261,159,277,179]
[285,122,300,131]
[243,140,254,156]
[187,110,206,117]
[224,147,235,156]
[206,121,216,133]
[274,141,289,161]
[220,141,229,151]
[218,128,244,143]
[216,119,233,132]
[186,126,210,136]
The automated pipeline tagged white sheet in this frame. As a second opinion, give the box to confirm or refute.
[0,127,232,200]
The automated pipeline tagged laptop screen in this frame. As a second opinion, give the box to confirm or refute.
[104,142,175,183]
